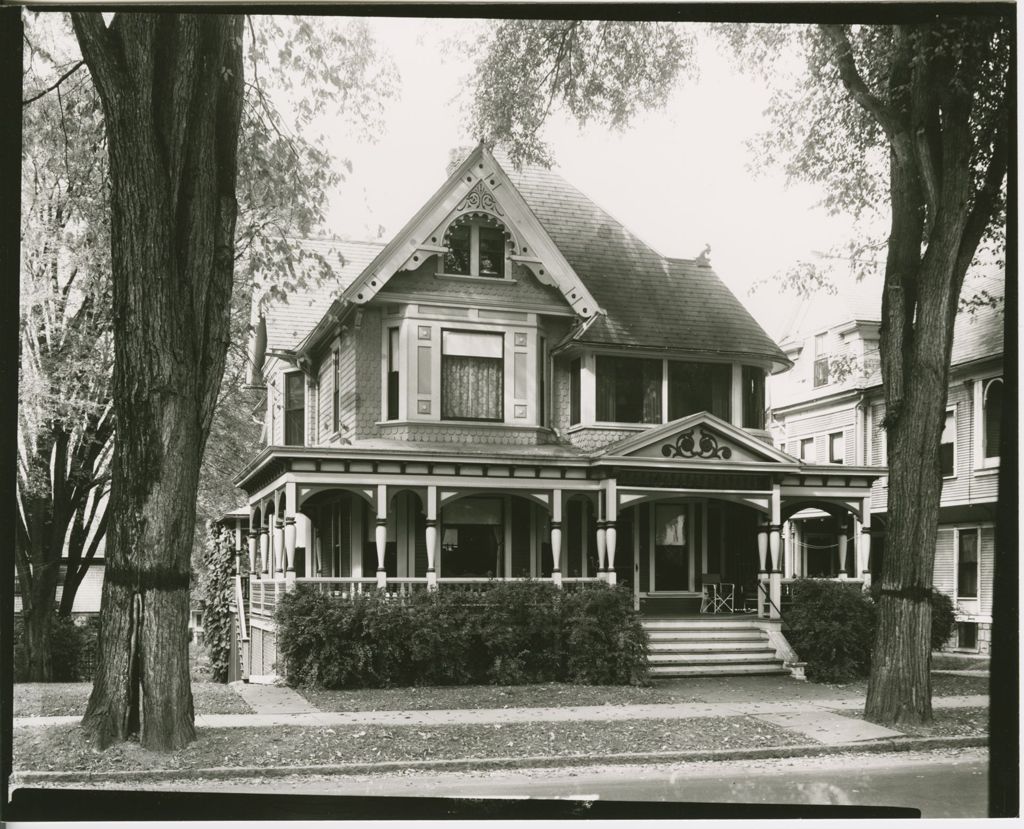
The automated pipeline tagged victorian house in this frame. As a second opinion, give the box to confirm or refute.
[228,144,883,680]
[771,268,1004,653]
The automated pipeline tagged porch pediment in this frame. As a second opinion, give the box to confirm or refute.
[598,412,798,465]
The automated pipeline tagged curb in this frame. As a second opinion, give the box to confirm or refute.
[11,735,987,786]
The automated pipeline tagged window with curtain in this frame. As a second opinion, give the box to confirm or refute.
[441,330,503,421]
[596,355,661,423]
[956,528,979,598]
[440,497,503,577]
[667,361,730,421]
[828,431,844,464]
[983,377,1002,460]
[443,220,507,278]
[813,333,830,387]
[940,409,956,476]
[741,366,766,428]
[284,372,305,446]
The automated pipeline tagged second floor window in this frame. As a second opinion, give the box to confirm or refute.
[813,333,829,387]
[667,361,730,421]
[443,221,507,279]
[941,408,956,477]
[983,377,1002,460]
[596,355,661,423]
[741,366,766,429]
[828,431,844,464]
[799,437,814,462]
[441,330,503,421]
[332,350,340,433]
[284,373,305,446]
[387,328,400,421]
[569,358,581,425]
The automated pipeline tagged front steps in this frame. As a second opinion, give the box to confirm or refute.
[642,617,789,677]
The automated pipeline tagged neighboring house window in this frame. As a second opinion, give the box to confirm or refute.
[443,221,507,279]
[940,408,956,477]
[741,366,766,429]
[284,373,305,446]
[828,431,844,464]
[569,358,581,425]
[387,328,400,421]
[332,350,340,433]
[956,528,979,599]
[596,355,662,423]
[441,330,503,420]
[666,361,730,421]
[813,333,829,387]
[983,377,1002,460]
[440,497,504,577]
[799,437,814,462]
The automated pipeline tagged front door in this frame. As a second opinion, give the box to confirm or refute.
[653,502,690,591]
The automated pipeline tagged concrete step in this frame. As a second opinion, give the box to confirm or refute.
[647,640,771,653]
[642,617,760,630]
[645,628,767,642]
[650,663,789,677]
[647,650,781,664]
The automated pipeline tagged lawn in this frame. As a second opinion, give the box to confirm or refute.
[830,671,988,698]
[14,682,253,717]
[13,716,806,774]
[848,706,989,739]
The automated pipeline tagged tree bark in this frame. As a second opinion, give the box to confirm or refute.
[72,12,243,751]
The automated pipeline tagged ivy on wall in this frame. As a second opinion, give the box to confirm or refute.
[197,521,237,683]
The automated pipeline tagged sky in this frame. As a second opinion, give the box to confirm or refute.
[314,18,863,339]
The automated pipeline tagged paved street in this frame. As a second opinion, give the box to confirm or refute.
[90,748,986,818]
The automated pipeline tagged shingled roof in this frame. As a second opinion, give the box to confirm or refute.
[502,160,791,370]
[261,238,384,352]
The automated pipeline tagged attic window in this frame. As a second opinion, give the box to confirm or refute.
[442,217,508,279]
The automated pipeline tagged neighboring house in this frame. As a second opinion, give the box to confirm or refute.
[771,269,1004,653]
[231,143,883,679]
[14,555,106,618]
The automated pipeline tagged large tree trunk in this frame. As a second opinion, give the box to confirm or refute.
[72,12,243,751]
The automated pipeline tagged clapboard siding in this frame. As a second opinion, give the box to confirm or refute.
[980,525,995,616]
[784,407,857,466]
[933,527,955,595]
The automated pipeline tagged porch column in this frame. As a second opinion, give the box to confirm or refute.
[860,501,872,590]
[595,496,607,580]
[233,518,244,576]
[837,520,849,580]
[756,526,768,618]
[550,489,563,588]
[259,525,270,578]
[247,529,257,579]
[604,480,617,586]
[274,518,285,576]
[375,484,388,589]
[768,484,782,620]
[425,485,438,590]
[284,517,297,583]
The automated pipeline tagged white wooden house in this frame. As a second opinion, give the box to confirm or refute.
[227,144,883,680]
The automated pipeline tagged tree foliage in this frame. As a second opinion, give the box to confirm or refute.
[470,20,693,167]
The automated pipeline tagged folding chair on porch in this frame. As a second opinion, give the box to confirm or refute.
[699,573,735,614]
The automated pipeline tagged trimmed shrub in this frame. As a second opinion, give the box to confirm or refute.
[563,585,649,685]
[929,590,957,651]
[275,581,648,689]
[785,579,876,683]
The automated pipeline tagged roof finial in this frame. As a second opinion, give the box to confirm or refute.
[696,243,712,266]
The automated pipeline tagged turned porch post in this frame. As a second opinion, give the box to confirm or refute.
[375,484,388,589]
[595,496,607,580]
[247,528,257,579]
[860,499,872,589]
[274,518,285,576]
[604,479,617,586]
[837,521,849,579]
[259,523,270,578]
[425,485,438,590]
[550,489,563,587]
[768,484,782,620]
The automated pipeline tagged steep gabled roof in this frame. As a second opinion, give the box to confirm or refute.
[503,160,790,370]
[261,238,384,352]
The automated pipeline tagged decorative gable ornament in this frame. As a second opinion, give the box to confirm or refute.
[661,428,733,460]
[343,144,601,320]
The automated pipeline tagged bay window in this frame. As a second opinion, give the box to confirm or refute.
[596,355,661,423]
[569,358,581,425]
[387,327,400,421]
[741,366,766,429]
[441,330,504,421]
[667,361,731,421]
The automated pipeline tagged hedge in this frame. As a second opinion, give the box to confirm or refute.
[275,580,649,689]
[13,613,100,682]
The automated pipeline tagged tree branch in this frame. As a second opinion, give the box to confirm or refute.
[70,12,122,107]
[23,60,85,106]
[955,119,1008,278]
[820,24,900,139]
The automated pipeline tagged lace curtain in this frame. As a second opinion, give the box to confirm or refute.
[442,355,503,419]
